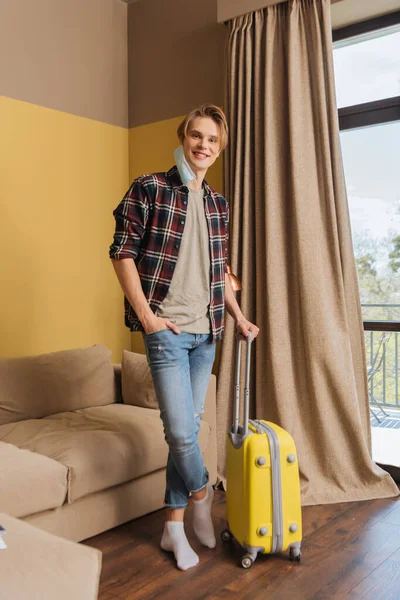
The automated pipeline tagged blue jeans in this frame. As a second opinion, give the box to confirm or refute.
[143,330,216,509]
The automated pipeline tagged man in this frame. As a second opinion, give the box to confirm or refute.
[110,104,259,570]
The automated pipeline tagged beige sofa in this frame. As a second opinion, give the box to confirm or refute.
[0,345,217,542]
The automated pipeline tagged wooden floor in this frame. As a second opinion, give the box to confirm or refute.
[85,487,400,600]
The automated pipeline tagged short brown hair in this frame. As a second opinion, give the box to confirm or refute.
[177,104,228,151]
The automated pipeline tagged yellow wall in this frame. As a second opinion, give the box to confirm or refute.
[128,114,224,355]
[0,96,130,360]
[0,100,224,361]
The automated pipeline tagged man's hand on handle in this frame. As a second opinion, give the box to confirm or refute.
[235,318,259,341]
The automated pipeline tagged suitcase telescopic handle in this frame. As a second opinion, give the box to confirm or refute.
[233,332,253,437]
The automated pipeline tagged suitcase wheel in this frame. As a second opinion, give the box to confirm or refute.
[240,555,254,569]
[221,529,232,542]
[289,547,302,562]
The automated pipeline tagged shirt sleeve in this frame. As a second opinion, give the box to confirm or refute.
[224,200,230,274]
[109,180,150,261]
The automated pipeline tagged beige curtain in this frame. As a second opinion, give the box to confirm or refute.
[217,0,399,505]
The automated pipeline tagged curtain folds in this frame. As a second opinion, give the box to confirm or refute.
[217,0,399,505]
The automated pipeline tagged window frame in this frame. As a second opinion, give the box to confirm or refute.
[332,10,400,131]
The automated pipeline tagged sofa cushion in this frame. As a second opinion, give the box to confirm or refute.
[122,350,158,409]
[0,405,211,503]
[0,441,69,518]
[0,345,115,425]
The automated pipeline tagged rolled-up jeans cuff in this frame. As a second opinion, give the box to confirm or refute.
[191,477,209,495]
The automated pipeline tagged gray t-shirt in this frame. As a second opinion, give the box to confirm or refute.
[156,188,211,333]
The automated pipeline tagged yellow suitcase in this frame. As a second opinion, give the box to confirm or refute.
[222,335,302,568]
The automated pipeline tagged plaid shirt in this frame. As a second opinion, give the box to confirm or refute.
[109,166,229,342]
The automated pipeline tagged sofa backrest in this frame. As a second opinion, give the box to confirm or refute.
[0,345,116,426]
[121,350,158,409]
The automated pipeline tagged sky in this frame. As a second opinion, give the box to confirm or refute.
[333,28,400,273]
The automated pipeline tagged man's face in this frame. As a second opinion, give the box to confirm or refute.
[183,117,221,174]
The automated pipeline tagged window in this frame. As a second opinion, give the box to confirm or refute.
[339,121,400,319]
[334,27,400,108]
[333,12,400,463]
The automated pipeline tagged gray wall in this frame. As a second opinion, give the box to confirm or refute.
[0,0,128,127]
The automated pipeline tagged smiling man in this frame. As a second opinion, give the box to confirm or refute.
[109,104,259,571]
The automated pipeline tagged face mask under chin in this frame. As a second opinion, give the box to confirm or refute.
[174,146,196,185]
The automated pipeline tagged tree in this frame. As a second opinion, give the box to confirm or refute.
[356,253,377,278]
[389,234,400,274]
[352,230,400,313]
[352,231,400,412]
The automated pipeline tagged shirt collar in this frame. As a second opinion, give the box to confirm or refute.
[168,165,213,197]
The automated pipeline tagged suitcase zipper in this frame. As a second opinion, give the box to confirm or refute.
[250,419,284,554]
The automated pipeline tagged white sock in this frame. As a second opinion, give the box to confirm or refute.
[160,521,199,571]
[193,484,216,549]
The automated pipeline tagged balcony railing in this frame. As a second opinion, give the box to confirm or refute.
[362,304,400,426]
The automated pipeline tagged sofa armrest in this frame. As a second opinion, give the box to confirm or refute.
[202,374,217,485]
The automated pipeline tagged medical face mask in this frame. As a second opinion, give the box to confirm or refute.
[174,145,196,186]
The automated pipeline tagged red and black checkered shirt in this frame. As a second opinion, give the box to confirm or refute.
[109,166,229,342]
